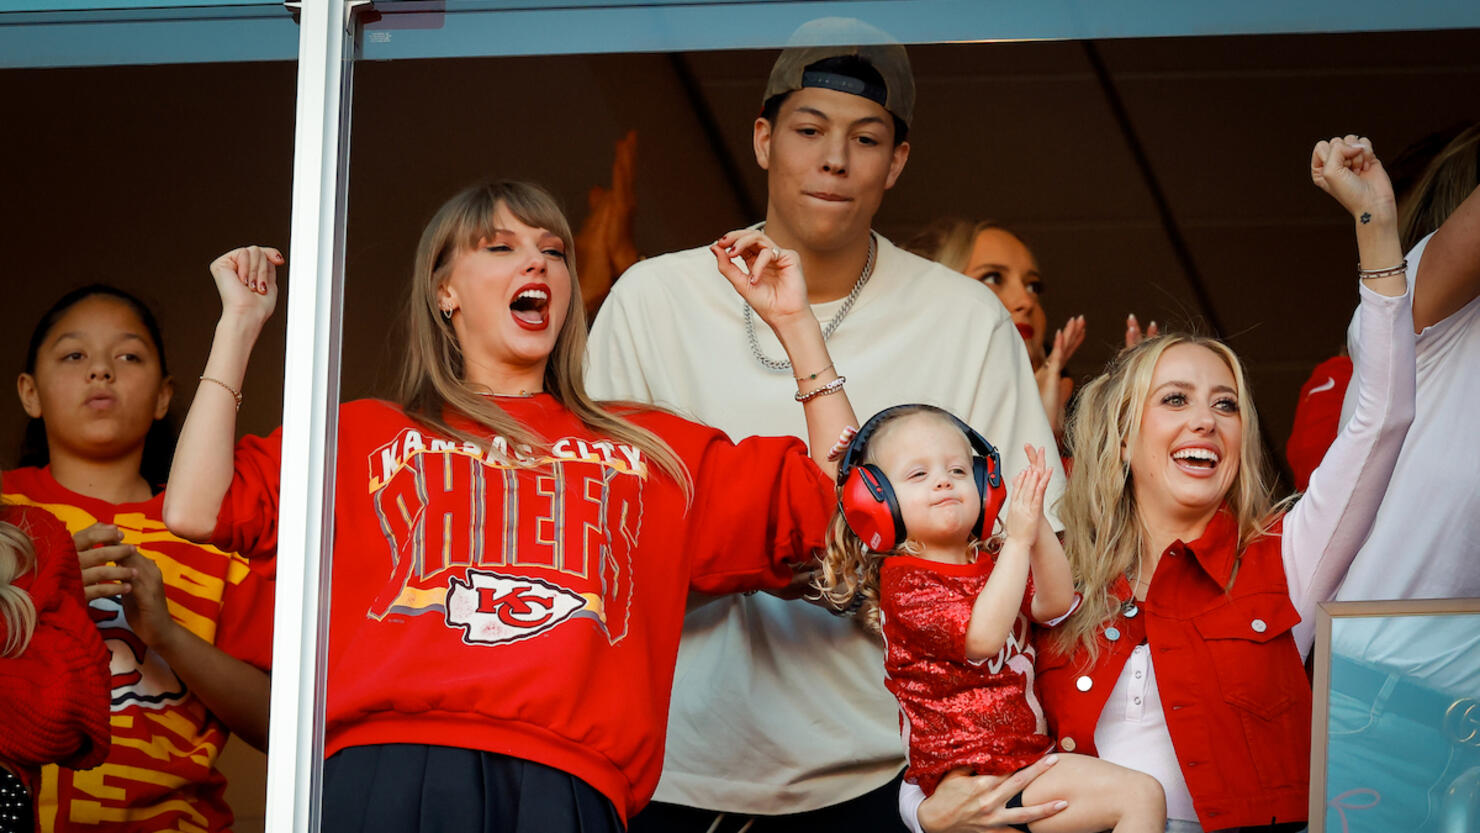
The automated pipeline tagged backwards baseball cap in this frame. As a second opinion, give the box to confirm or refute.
[762,17,915,130]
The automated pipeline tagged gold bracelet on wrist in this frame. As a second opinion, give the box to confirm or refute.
[794,362,835,383]
[199,375,243,411]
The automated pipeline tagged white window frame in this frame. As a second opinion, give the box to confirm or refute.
[4,4,1478,833]
[266,2,362,831]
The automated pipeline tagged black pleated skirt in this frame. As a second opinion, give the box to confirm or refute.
[322,744,624,833]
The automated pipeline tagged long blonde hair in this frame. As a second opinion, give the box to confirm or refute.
[395,180,690,499]
[1,478,39,657]
[815,406,989,633]
[1052,334,1279,660]
[1399,122,1480,252]
[904,217,1012,275]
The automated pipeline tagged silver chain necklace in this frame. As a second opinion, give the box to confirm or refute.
[743,232,877,373]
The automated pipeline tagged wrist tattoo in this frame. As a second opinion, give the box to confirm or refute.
[1360,212,1372,224]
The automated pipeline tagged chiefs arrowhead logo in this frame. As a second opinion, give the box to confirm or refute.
[445,570,586,646]
[91,596,189,710]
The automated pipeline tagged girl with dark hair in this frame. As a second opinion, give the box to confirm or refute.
[7,285,274,833]
[17,285,178,490]
[164,180,857,832]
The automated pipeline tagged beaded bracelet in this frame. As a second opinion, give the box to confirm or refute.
[1358,259,1407,281]
[795,375,846,403]
[827,425,859,462]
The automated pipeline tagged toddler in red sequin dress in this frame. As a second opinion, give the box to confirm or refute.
[818,405,1165,833]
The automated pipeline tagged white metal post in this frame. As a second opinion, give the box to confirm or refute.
[266,1,359,831]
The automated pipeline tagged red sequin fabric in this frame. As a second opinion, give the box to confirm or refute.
[879,555,1053,795]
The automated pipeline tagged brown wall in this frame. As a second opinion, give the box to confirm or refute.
[5,32,1478,473]
[2,61,297,464]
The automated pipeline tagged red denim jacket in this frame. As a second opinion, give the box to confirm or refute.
[1037,510,1311,831]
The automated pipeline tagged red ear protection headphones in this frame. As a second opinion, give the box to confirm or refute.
[837,405,1007,552]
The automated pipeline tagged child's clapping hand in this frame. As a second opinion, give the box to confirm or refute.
[1004,445,1052,546]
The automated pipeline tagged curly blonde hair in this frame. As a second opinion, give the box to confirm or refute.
[1050,334,1281,661]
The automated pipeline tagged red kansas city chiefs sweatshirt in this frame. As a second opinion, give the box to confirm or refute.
[209,395,834,821]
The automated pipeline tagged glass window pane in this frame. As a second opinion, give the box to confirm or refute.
[331,3,1479,830]
[0,2,296,68]
[340,24,1480,445]
[1,8,296,833]
[1323,606,1480,833]
[356,0,1480,61]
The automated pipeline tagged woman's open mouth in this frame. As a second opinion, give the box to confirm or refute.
[1171,446,1221,475]
[510,283,551,331]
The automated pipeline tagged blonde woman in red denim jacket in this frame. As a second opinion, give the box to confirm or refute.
[903,137,1414,833]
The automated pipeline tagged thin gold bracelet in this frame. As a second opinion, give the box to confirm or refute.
[794,362,835,383]
[199,375,243,411]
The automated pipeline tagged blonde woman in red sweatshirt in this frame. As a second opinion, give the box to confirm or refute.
[165,180,858,833]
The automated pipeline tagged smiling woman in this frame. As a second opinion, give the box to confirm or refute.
[907,136,1417,833]
[1031,138,1415,833]
[160,179,861,832]
[1123,340,1249,539]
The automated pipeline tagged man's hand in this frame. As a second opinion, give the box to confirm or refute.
[917,757,1068,833]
